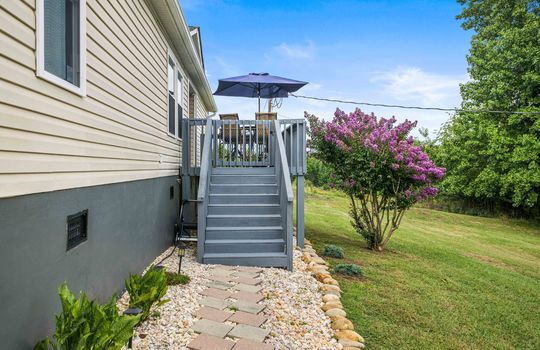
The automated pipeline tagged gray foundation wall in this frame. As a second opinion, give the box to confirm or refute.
[0,176,179,350]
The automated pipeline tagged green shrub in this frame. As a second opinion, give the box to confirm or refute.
[306,156,334,188]
[323,244,344,258]
[34,282,139,350]
[125,267,169,323]
[165,272,190,285]
[334,263,363,276]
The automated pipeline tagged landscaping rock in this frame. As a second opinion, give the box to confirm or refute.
[335,330,364,343]
[320,284,342,292]
[312,257,329,265]
[339,339,365,348]
[322,294,340,303]
[323,278,339,285]
[325,308,347,317]
[331,317,354,331]
[322,301,343,311]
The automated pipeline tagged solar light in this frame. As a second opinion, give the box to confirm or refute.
[123,308,142,349]
[178,242,186,274]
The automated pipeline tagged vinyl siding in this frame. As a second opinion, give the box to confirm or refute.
[0,0,210,198]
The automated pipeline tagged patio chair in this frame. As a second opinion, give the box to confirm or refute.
[219,113,239,142]
[255,112,277,144]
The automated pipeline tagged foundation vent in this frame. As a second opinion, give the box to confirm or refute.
[67,209,88,250]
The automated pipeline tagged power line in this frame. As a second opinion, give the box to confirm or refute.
[290,93,540,115]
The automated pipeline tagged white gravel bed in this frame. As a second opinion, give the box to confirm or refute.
[260,249,341,350]
[118,246,340,350]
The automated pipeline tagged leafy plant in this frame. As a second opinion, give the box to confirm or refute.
[34,282,139,350]
[306,156,334,188]
[165,272,190,285]
[308,109,445,250]
[334,263,363,276]
[125,267,169,323]
[323,244,344,259]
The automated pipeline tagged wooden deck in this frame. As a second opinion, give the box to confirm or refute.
[181,119,306,270]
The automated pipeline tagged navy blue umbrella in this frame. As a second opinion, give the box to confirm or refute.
[213,73,308,112]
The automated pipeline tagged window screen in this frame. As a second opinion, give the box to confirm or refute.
[44,0,80,86]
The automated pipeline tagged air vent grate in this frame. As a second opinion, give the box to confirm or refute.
[67,209,88,250]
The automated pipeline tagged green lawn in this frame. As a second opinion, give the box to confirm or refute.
[303,187,540,350]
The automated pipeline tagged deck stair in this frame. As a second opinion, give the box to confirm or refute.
[202,167,288,268]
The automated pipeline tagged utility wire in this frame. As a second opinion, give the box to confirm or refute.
[290,93,540,115]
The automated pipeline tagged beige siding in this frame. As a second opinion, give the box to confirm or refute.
[0,0,209,198]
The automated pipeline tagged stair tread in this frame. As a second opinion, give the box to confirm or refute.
[204,252,288,258]
[210,193,278,196]
[208,204,280,207]
[206,226,283,231]
[210,183,277,186]
[205,239,284,244]
[207,214,280,218]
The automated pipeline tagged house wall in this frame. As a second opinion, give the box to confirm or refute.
[0,0,212,348]
[0,0,210,199]
[0,176,179,349]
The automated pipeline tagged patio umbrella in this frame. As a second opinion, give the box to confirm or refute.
[213,72,308,112]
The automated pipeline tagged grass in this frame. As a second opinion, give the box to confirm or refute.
[303,187,540,350]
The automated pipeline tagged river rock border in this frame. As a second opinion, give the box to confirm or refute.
[301,239,366,350]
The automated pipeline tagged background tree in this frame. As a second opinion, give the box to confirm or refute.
[437,0,540,213]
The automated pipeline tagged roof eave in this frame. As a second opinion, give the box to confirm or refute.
[147,0,217,112]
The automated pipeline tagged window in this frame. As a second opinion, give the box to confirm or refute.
[37,0,86,95]
[167,54,184,139]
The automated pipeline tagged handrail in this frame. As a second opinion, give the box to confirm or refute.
[197,119,213,201]
[274,120,293,202]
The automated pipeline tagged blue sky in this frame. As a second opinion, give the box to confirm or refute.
[182,0,472,135]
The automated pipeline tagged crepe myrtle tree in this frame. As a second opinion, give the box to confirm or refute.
[307,109,445,251]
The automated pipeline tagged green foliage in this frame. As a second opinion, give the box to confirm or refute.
[125,267,169,323]
[306,156,333,188]
[436,0,540,214]
[165,272,190,285]
[323,244,344,258]
[334,263,363,276]
[34,282,139,350]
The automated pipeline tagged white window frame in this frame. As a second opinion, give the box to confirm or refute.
[36,0,87,96]
[167,51,184,140]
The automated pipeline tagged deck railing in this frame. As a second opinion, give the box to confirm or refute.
[181,118,306,175]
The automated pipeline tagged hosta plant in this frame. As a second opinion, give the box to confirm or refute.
[308,109,445,251]
[125,267,169,323]
[34,282,139,350]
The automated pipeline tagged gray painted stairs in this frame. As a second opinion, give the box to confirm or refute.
[202,167,288,267]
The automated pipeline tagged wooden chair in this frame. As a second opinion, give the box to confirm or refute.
[255,112,277,144]
[219,113,239,142]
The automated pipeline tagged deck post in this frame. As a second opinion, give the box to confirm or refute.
[296,175,305,248]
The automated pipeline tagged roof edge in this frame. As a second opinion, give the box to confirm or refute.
[147,0,217,112]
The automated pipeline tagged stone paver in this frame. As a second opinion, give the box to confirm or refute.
[234,276,261,285]
[209,275,232,283]
[228,324,270,343]
[232,339,274,350]
[192,319,234,338]
[227,311,268,327]
[235,271,260,279]
[206,280,235,290]
[193,306,233,323]
[232,291,265,303]
[201,287,232,300]
[236,267,263,273]
[212,269,235,277]
[187,334,235,350]
[229,300,266,314]
[233,283,262,293]
[200,297,232,310]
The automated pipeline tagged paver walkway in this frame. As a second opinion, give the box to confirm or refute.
[188,265,273,350]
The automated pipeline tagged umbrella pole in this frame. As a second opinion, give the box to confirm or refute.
[258,96,260,113]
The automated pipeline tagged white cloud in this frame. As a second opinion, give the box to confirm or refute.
[274,41,316,59]
[370,66,467,105]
